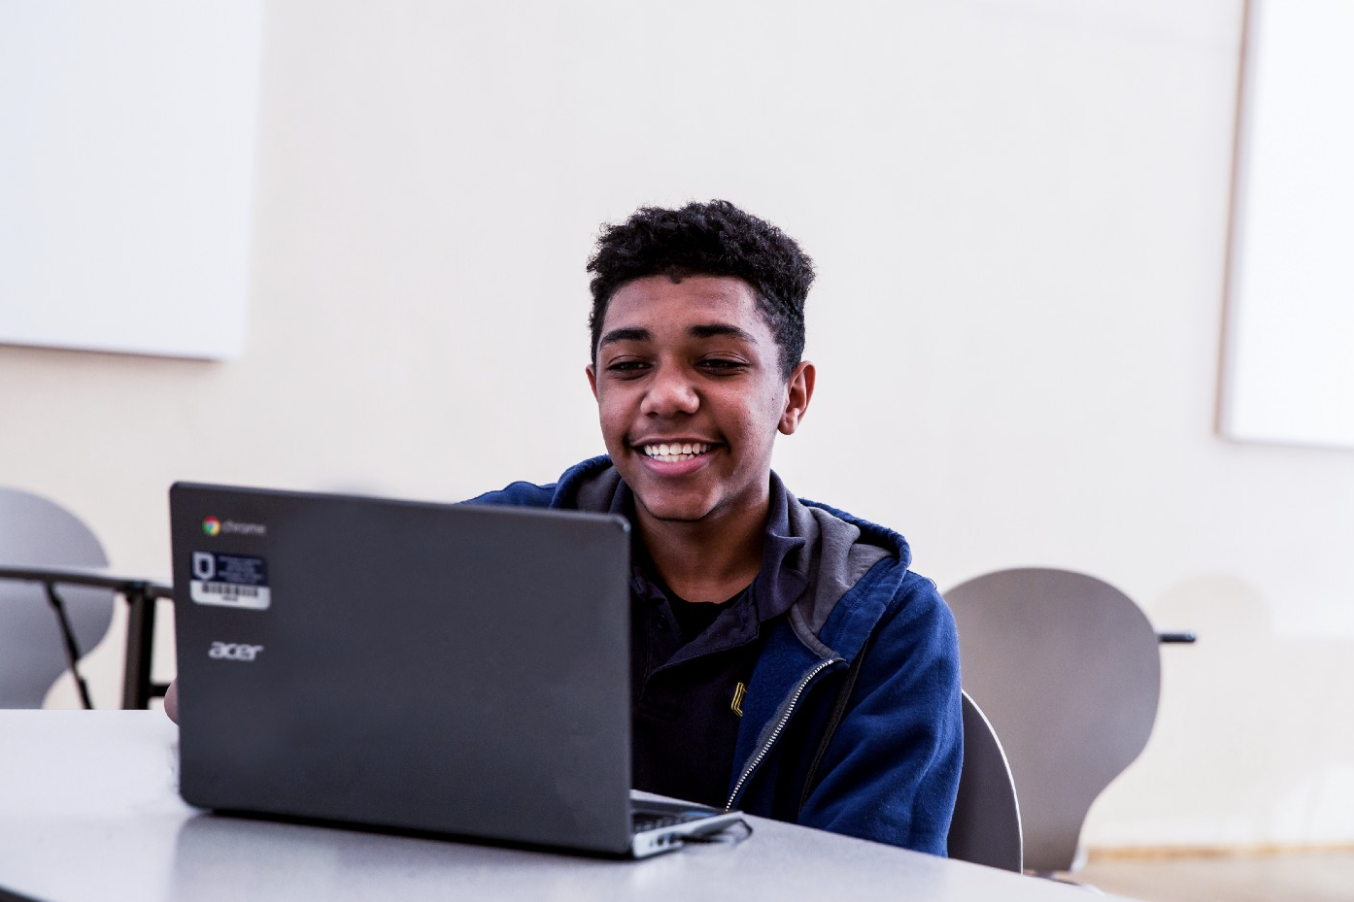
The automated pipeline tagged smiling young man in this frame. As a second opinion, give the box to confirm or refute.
[472,200,963,855]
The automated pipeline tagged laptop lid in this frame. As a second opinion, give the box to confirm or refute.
[170,482,642,855]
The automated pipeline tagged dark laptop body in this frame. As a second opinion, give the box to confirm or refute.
[169,482,740,857]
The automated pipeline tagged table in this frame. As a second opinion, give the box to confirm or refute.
[0,712,1137,902]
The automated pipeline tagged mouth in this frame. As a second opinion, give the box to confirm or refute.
[637,441,715,463]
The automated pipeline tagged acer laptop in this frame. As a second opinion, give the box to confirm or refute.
[169,482,743,858]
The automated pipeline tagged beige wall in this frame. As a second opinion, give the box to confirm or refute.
[8,0,1352,851]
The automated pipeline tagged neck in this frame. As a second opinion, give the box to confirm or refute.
[636,502,767,604]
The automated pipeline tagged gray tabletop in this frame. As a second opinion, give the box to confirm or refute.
[0,712,1133,902]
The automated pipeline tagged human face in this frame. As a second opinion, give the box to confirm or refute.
[586,275,813,532]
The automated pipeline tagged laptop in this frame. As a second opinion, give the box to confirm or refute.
[168,482,743,857]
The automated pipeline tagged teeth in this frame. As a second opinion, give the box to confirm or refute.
[644,442,711,462]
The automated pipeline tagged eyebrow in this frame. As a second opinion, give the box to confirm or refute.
[689,323,758,344]
[598,327,651,347]
[598,323,758,347]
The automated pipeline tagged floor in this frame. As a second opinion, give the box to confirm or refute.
[1074,849,1354,902]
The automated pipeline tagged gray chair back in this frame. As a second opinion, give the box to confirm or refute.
[0,488,115,707]
[945,567,1160,874]
[947,690,1023,872]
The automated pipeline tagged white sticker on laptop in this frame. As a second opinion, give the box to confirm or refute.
[190,551,272,610]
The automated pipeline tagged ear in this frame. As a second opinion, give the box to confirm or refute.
[778,361,815,435]
[586,363,599,401]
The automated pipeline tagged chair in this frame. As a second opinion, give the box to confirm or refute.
[947,690,1023,872]
[944,567,1160,876]
[0,488,116,708]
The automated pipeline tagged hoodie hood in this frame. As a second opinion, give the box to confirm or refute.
[549,456,908,659]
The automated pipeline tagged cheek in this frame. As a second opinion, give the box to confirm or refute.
[745,388,788,431]
[594,395,628,441]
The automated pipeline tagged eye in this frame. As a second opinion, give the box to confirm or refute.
[604,359,650,377]
[699,358,748,373]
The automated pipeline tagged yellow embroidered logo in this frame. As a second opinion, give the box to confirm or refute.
[731,681,747,717]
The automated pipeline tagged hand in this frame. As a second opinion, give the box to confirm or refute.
[164,679,179,724]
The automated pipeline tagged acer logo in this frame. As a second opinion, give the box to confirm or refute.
[209,641,264,662]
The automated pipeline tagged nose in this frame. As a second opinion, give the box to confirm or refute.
[640,363,699,418]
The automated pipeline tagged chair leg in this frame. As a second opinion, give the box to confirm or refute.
[121,586,158,709]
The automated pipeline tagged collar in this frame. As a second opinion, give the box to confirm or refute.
[608,473,809,625]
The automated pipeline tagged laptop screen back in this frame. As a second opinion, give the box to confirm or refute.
[170,482,635,854]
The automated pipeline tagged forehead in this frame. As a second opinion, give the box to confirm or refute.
[601,274,768,338]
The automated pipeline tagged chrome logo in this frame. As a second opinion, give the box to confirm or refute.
[202,517,221,536]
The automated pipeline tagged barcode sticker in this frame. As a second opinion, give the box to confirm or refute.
[190,551,272,610]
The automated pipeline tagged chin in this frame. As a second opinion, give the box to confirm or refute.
[633,494,714,524]
[639,504,708,523]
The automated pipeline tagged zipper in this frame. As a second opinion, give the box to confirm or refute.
[724,656,840,811]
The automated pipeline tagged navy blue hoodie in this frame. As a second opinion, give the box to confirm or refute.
[471,456,962,854]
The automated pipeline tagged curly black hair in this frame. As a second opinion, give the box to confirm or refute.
[586,200,815,378]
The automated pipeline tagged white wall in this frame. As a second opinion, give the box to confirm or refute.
[6,0,1352,851]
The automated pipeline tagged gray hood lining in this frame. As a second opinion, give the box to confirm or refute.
[561,462,896,656]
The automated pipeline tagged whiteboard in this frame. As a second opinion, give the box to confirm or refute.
[0,1,264,359]
[1222,0,1354,449]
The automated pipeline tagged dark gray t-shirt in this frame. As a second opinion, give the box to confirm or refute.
[617,476,805,807]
